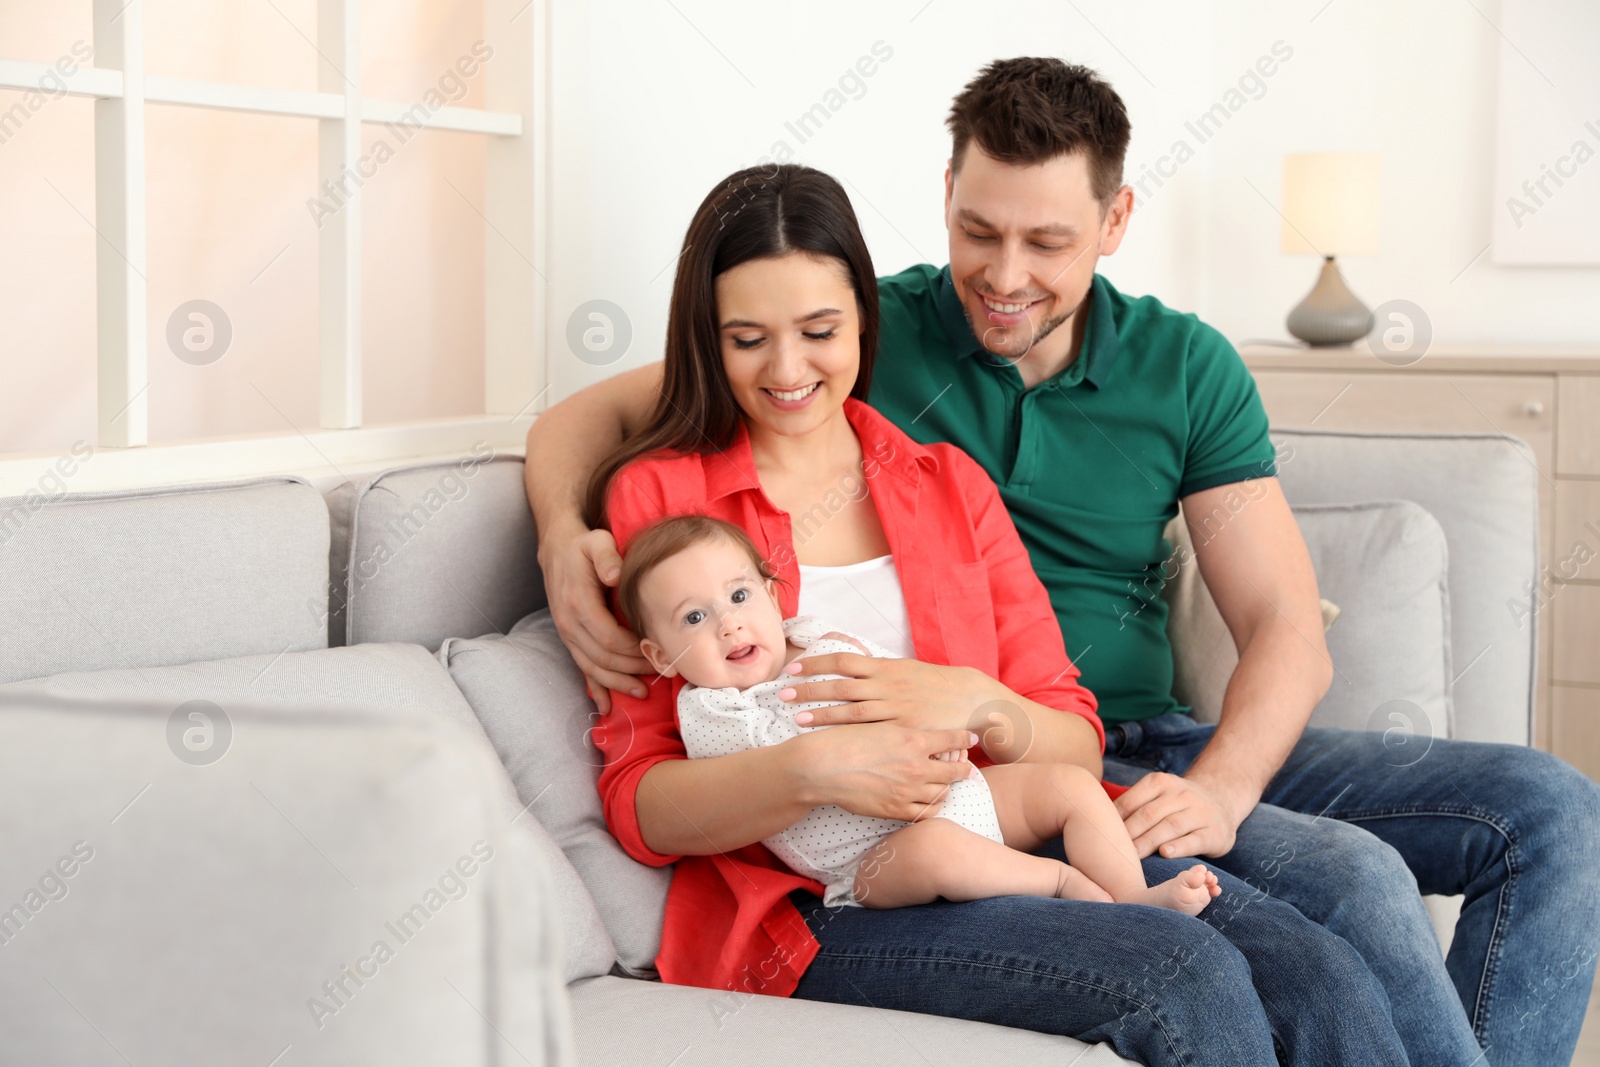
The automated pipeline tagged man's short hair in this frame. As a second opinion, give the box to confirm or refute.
[947,57,1132,204]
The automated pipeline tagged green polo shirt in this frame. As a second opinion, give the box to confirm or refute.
[868,264,1277,724]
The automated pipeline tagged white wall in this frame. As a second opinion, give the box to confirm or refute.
[7,0,1595,456]
[544,0,1217,401]
[1205,0,1600,346]
[544,0,1600,406]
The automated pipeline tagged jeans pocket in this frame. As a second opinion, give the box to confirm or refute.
[1135,713,1214,774]
[1123,747,1165,772]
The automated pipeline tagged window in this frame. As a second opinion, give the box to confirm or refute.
[0,0,548,490]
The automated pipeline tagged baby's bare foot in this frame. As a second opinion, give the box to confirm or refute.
[1123,864,1221,917]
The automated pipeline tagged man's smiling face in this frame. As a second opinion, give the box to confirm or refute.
[944,144,1131,372]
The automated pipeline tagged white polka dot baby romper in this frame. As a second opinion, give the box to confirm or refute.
[676,616,1005,907]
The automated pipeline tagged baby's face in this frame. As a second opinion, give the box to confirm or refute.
[636,537,788,690]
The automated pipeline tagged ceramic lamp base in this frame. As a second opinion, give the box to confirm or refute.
[1286,256,1373,347]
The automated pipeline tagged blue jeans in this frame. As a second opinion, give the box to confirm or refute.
[789,854,1408,1066]
[1103,713,1600,1067]
[789,715,1600,1066]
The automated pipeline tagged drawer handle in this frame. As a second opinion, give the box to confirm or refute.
[1525,400,1546,417]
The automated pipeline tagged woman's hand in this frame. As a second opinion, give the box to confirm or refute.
[793,721,981,823]
[818,631,870,655]
[779,652,1099,770]
[780,652,1000,735]
[538,523,651,710]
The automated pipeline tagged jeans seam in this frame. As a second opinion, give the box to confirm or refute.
[807,949,1190,1063]
[1327,804,1520,1046]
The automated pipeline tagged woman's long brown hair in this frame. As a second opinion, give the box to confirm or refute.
[583,164,880,530]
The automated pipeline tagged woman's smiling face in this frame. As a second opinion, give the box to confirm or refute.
[715,252,862,439]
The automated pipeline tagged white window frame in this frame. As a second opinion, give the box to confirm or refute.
[0,0,549,493]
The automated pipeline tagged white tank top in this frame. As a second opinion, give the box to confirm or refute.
[796,555,916,659]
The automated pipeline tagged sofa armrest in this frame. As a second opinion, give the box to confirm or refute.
[0,689,577,1065]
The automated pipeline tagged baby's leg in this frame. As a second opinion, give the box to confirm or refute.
[851,819,1112,909]
[982,763,1221,917]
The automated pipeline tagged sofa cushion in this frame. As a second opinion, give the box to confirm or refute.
[0,477,329,685]
[1272,430,1536,745]
[568,975,1137,1066]
[1165,501,1451,742]
[340,455,546,651]
[441,610,671,978]
[0,687,576,1066]
[0,641,616,983]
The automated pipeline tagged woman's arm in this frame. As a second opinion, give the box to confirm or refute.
[630,744,818,857]
[955,449,1104,774]
[630,724,983,856]
[595,462,980,861]
[963,675,1103,775]
[782,645,1103,777]
[780,448,1104,776]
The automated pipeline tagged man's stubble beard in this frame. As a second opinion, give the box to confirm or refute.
[965,303,1073,367]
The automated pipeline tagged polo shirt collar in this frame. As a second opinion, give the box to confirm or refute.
[703,397,938,503]
[935,265,1120,389]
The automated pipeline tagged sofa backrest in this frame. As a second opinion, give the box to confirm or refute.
[345,434,1538,749]
[0,477,329,685]
[1167,500,1455,743]
[328,456,546,651]
[1272,429,1540,746]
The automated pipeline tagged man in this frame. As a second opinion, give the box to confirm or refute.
[526,58,1600,1065]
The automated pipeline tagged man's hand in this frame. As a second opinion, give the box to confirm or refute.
[1114,771,1250,859]
[522,363,666,712]
[540,525,651,710]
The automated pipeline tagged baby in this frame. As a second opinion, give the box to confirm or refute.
[616,514,1220,914]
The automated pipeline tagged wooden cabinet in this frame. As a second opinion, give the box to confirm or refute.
[1560,376,1600,476]
[1555,685,1600,784]
[1242,343,1600,767]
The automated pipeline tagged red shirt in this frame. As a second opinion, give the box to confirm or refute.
[594,398,1120,996]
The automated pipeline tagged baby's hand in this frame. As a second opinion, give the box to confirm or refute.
[819,631,870,656]
[933,749,970,762]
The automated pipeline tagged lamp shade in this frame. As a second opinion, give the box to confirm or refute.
[1280,153,1381,256]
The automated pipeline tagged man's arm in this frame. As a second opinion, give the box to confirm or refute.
[523,362,663,706]
[1116,476,1332,859]
[1182,476,1330,804]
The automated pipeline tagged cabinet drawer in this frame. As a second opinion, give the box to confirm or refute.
[1250,371,1556,477]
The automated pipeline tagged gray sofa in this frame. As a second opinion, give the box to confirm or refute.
[0,427,1539,1065]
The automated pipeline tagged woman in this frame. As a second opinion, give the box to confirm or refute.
[582,163,1407,1067]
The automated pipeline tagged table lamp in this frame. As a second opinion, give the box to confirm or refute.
[1281,153,1381,346]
